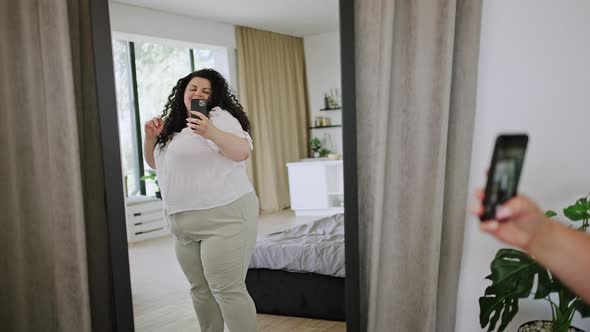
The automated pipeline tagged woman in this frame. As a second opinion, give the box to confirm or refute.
[143,68,259,332]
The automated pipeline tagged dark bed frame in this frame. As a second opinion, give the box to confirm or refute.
[90,0,360,330]
[246,268,346,321]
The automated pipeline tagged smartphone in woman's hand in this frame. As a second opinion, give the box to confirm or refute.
[481,134,529,221]
[191,99,209,118]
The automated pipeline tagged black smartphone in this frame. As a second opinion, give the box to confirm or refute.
[190,99,209,118]
[481,134,529,221]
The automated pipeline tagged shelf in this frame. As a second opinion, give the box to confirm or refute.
[328,192,344,196]
[309,125,342,129]
[320,107,341,111]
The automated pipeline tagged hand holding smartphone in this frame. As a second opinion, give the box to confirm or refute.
[481,134,529,221]
[191,99,209,119]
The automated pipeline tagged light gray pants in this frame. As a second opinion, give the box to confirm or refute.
[168,192,259,332]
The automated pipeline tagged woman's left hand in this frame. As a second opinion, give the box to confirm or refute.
[187,112,218,140]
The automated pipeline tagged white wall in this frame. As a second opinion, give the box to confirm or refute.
[456,1,590,331]
[109,2,239,90]
[109,2,236,49]
[304,31,343,156]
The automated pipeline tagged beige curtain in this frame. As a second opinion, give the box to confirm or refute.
[0,0,114,330]
[355,0,482,331]
[236,26,309,213]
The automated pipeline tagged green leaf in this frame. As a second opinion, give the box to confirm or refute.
[564,206,588,221]
[479,295,519,332]
[534,269,553,299]
[545,210,557,218]
[563,198,590,221]
[488,250,542,297]
[574,299,590,318]
[479,249,549,331]
[497,298,518,331]
[554,305,575,332]
[554,279,576,311]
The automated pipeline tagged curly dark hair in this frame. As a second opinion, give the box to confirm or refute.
[156,68,250,148]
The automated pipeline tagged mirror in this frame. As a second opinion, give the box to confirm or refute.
[106,0,352,330]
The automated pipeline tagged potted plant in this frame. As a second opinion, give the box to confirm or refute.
[310,137,322,158]
[140,169,161,199]
[479,193,590,332]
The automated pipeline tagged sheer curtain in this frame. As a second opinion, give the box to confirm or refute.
[236,26,309,213]
[354,0,483,330]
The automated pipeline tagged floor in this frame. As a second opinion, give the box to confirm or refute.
[128,210,345,332]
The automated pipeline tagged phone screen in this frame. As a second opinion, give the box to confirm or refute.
[481,134,528,221]
[191,99,209,118]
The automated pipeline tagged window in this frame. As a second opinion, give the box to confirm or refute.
[112,38,230,197]
[134,42,192,197]
[112,40,141,197]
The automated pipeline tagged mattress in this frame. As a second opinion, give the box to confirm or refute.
[249,213,345,277]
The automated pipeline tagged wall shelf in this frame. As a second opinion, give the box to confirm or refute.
[320,107,341,111]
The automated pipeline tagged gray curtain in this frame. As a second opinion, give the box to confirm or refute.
[355,0,482,331]
[0,0,113,331]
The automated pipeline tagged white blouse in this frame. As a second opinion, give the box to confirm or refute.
[154,107,254,215]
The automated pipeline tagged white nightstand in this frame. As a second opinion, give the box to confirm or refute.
[125,195,169,243]
[286,159,344,216]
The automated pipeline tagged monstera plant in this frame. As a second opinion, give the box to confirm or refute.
[479,194,590,332]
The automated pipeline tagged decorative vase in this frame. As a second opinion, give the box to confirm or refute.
[518,320,585,332]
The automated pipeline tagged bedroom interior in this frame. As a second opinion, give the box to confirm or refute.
[107,0,350,331]
[4,0,590,331]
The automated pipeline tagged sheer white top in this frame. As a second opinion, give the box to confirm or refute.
[154,107,254,215]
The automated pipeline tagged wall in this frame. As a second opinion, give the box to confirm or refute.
[304,31,343,156]
[109,2,238,86]
[109,2,236,48]
[456,1,590,331]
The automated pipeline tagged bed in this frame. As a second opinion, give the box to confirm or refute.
[246,213,346,321]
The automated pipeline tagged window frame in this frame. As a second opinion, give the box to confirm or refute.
[112,36,226,196]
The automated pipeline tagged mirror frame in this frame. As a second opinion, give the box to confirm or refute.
[339,0,361,331]
[89,0,135,330]
[89,0,360,330]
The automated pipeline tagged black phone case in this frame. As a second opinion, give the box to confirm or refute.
[191,99,209,118]
[481,134,529,221]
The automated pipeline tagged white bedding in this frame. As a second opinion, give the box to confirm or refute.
[248,213,345,278]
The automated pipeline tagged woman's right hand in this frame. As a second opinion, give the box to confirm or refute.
[144,117,164,140]
[471,191,549,252]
